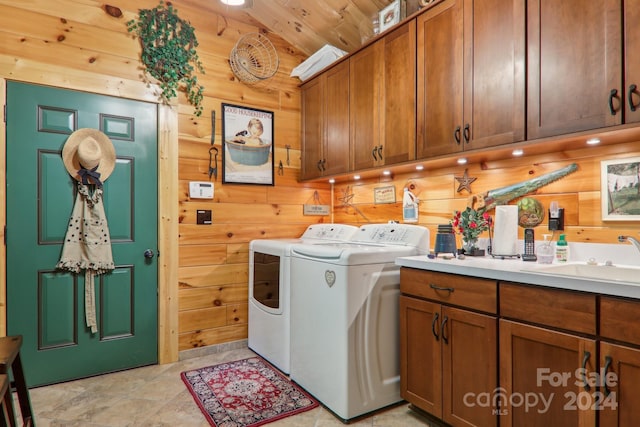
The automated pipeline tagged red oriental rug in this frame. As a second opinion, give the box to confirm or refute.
[181,356,319,427]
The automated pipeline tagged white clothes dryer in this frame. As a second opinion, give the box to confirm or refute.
[289,224,430,421]
[248,224,358,374]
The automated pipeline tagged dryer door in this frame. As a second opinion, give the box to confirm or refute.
[250,251,282,313]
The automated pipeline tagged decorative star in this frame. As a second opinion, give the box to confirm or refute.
[455,169,477,193]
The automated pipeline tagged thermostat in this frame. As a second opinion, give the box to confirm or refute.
[189,181,214,199]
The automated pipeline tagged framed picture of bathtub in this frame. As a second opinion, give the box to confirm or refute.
[222,103,274,185]
[601,157,640,220]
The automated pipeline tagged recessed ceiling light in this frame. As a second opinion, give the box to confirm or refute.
[354,175,361,180]
[457,158,467,165]
[415,165,424,171]
[512,149,524,156]
[383,170,391,175]
[220,0,245,5]
[328,178,335,184]
[586,138,601,145]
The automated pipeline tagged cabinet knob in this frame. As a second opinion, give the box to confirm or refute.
[603,356,613,396]
[581,350,591,391]
[431,312,440,341]
[609,89,619,116]
[628,84,638,112]
[441,315,449,344]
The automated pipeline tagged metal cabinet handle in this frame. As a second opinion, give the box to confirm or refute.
[454,126,461,145]
[321,159,327,171]
[431,312,440,341]
[609,89,619,116]
[378,145,383,160]
[372,146,378,161]
[441,315,449,344]
[317,159,323,171]
[603,355,613,396]
[429,284,455,294]
[628,84,638,112]
[463,124,470,143]
[581,350,591,391]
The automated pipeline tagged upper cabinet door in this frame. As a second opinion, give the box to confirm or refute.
[624,0,640,123]
[462,0,525,150]
[417,0,464,158]
[382,20,416,166]
[350,40,383,171]
[527,0,622,139]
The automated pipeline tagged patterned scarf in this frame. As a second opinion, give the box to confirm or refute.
[57,182,114,333]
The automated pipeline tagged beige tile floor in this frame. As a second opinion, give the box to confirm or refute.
[16,346,441,427]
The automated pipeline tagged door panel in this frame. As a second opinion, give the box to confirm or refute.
[6,81,158,387]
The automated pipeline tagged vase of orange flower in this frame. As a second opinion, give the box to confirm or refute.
[450,207,491,255]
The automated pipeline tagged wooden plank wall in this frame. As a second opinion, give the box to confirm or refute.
[0,0,330,353]
[333,142,640,248]
[0,0,638,355]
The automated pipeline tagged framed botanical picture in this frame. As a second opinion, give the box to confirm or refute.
[379,0,402,33]
[601,157,640,220]
[222,103,274,185]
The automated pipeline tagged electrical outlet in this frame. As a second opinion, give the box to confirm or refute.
[548,208,564,231]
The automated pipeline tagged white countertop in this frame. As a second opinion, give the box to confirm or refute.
[395,242,640,299]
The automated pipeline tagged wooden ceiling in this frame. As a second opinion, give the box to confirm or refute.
[200,0,401,56]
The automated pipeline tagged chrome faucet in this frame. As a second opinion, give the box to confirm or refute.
[618,235,640,254]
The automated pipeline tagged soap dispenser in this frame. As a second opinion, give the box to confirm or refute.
[403,188,418,223]
[537,234,554,264]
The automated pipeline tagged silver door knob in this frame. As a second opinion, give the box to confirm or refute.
[144,249,154,259]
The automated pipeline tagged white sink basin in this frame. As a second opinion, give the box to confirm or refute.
[522,263,640,284]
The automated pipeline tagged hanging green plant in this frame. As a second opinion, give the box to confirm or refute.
[127,1,205,116]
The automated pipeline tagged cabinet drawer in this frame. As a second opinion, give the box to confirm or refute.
[600,296,640,346]
[500,282,596,335]
[400,268,497,314]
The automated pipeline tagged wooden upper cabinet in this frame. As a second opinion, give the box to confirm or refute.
[624,0,640,123]
[417,0,525,159]
[527,0,622,139]
[300,61,350,180]
[350,20,416,171]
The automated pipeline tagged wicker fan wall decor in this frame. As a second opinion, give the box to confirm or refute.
[230,33,279,84]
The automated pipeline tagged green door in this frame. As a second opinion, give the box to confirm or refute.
[6,82,158,387]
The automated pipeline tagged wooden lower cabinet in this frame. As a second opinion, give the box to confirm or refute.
[400,295,497,426]
[599,342,640,426]
[499,320,597,427]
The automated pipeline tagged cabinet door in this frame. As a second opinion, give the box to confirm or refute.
[323,61,350,176]
[527,0,622,139]
[300,62,350,180]
[442,306,497,427]
[599,342,640,427]
[500,320,596,427]
[301,76,324,180]
[462,0,525,150]
[416,0,463,158]
[350,40,383,171]
[400,296,443,417]
[624,0,640,123]
[382,20,416,166]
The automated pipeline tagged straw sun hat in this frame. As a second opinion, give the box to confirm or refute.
[62,128,116,185]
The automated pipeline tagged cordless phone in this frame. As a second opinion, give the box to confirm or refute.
[522,228,537,261]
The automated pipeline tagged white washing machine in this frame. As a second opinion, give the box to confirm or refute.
[248,224,358,374]
[289,224,430,421]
